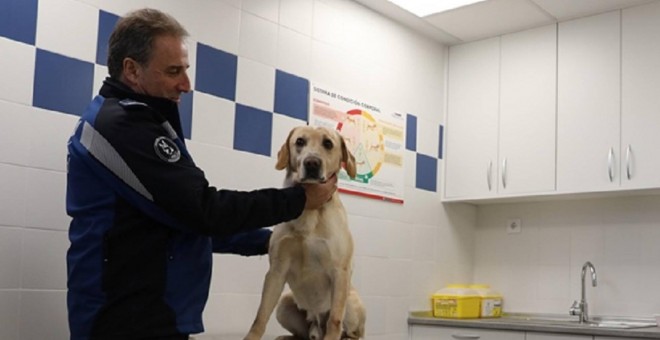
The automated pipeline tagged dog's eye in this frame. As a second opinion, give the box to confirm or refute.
[323,139,333,150]
[295,137,306,147]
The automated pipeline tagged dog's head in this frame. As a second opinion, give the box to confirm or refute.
[275,126,356,184]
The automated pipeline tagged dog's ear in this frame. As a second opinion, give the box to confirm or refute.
[340,135,357,179]
[276,128,295,170]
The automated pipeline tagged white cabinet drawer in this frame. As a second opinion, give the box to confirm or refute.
[411,325,524,340]
[527,332,592,340]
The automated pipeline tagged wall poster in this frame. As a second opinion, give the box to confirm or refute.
[310,83,405,204]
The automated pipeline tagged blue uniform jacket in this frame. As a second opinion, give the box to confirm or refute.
[66,78,306,339]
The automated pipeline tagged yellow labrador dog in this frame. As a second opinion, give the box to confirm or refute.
[244,126,366,340]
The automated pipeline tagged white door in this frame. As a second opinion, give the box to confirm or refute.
[556,11,621,193]
[621,2,660,189]
[444,37,500,199]
[499,24,557,195]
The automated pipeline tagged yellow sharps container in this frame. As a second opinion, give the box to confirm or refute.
[469,284,503,318]
[431,284,480,318]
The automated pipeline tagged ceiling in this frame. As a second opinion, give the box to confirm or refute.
[355,0,658,45]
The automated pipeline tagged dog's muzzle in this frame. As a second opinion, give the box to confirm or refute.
[301,156,325,182]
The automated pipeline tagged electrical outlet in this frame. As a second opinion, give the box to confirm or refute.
[507,218,522,234]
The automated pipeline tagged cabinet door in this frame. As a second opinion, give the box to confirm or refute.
[445,37,500,199]
[527,332,592,340]
[499,24,557,195]
[411,325,525,340]
[621,2,660,189]
[557,11,621,193]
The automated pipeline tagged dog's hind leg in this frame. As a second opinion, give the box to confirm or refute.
[276,292,309,339]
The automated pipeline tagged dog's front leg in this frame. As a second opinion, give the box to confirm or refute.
[324,267,350,340]
[244,265,288,340]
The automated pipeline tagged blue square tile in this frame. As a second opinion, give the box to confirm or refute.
[96,10,120,65]
[274,70,309,121]
[195,43,237,100]
[33,49,94,116]
[0,0,38,45]
[234,104,272,157]
[406,114,417,151]
[416,153,437,192]
[179,91,194,139]
[438,124,444,159]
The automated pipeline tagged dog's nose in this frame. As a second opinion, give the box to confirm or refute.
[303,156,322,179]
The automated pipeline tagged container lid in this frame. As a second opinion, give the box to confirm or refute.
[468,284,502,297]
[433,284,479,297]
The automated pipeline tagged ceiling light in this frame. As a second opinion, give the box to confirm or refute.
[387,0,487,17]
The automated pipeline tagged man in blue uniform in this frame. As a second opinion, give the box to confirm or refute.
[66,8,337,340]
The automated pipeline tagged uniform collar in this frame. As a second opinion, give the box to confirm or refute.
[100,77,186,141]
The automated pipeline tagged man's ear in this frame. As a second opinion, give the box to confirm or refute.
[275,128,296,170]
[122,58,140,86]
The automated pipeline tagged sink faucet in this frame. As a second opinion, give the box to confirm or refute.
[569,261,597,323]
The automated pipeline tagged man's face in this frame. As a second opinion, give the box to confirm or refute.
[130,35,191,103]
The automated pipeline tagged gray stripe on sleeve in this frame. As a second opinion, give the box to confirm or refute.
[80,121,154,201]
[162,122,178,140]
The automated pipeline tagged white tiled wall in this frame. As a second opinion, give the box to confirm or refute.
[474,195,660,318]
[236,58,276,112]
[0,0,471,339]
[36,0,99,62]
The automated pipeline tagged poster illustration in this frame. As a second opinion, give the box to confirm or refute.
[310,84,405,204]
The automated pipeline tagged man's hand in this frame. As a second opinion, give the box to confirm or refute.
[302,174,338,209]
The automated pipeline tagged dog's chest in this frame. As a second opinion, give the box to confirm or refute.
[278,213,350,306]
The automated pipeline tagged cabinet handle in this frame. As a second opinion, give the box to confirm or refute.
[487,160,492,191]
[608,148,615,182]
[626,144,632,180]
[451,334,481,339]
[502,158,507,189]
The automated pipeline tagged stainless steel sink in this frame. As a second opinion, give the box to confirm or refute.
[586,320,658,329]
[492,314,658,329]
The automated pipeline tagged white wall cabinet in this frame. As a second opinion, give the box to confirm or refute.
[444,37,500,199]
[444,25,557,200]
[620,1,660,189]
[411,325,525,340]
[498,24,557,195]
[556,11,621,193]
[444,3,660,202]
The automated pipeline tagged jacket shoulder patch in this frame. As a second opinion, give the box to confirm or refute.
[154,136,181,163]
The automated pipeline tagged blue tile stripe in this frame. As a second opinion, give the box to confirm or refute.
[33,49,95,116]
[0,0,38,45]
[195,42,237,101]
[406,114,417,151]
[2,5,443,193]
[438,124,444,159]
[233,103,273,157]
[96,10,120,65]
[416,153,437,192]
[274,70,309,121]
[179,91,194,139]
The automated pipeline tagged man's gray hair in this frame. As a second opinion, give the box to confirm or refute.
[107,8,189,79]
